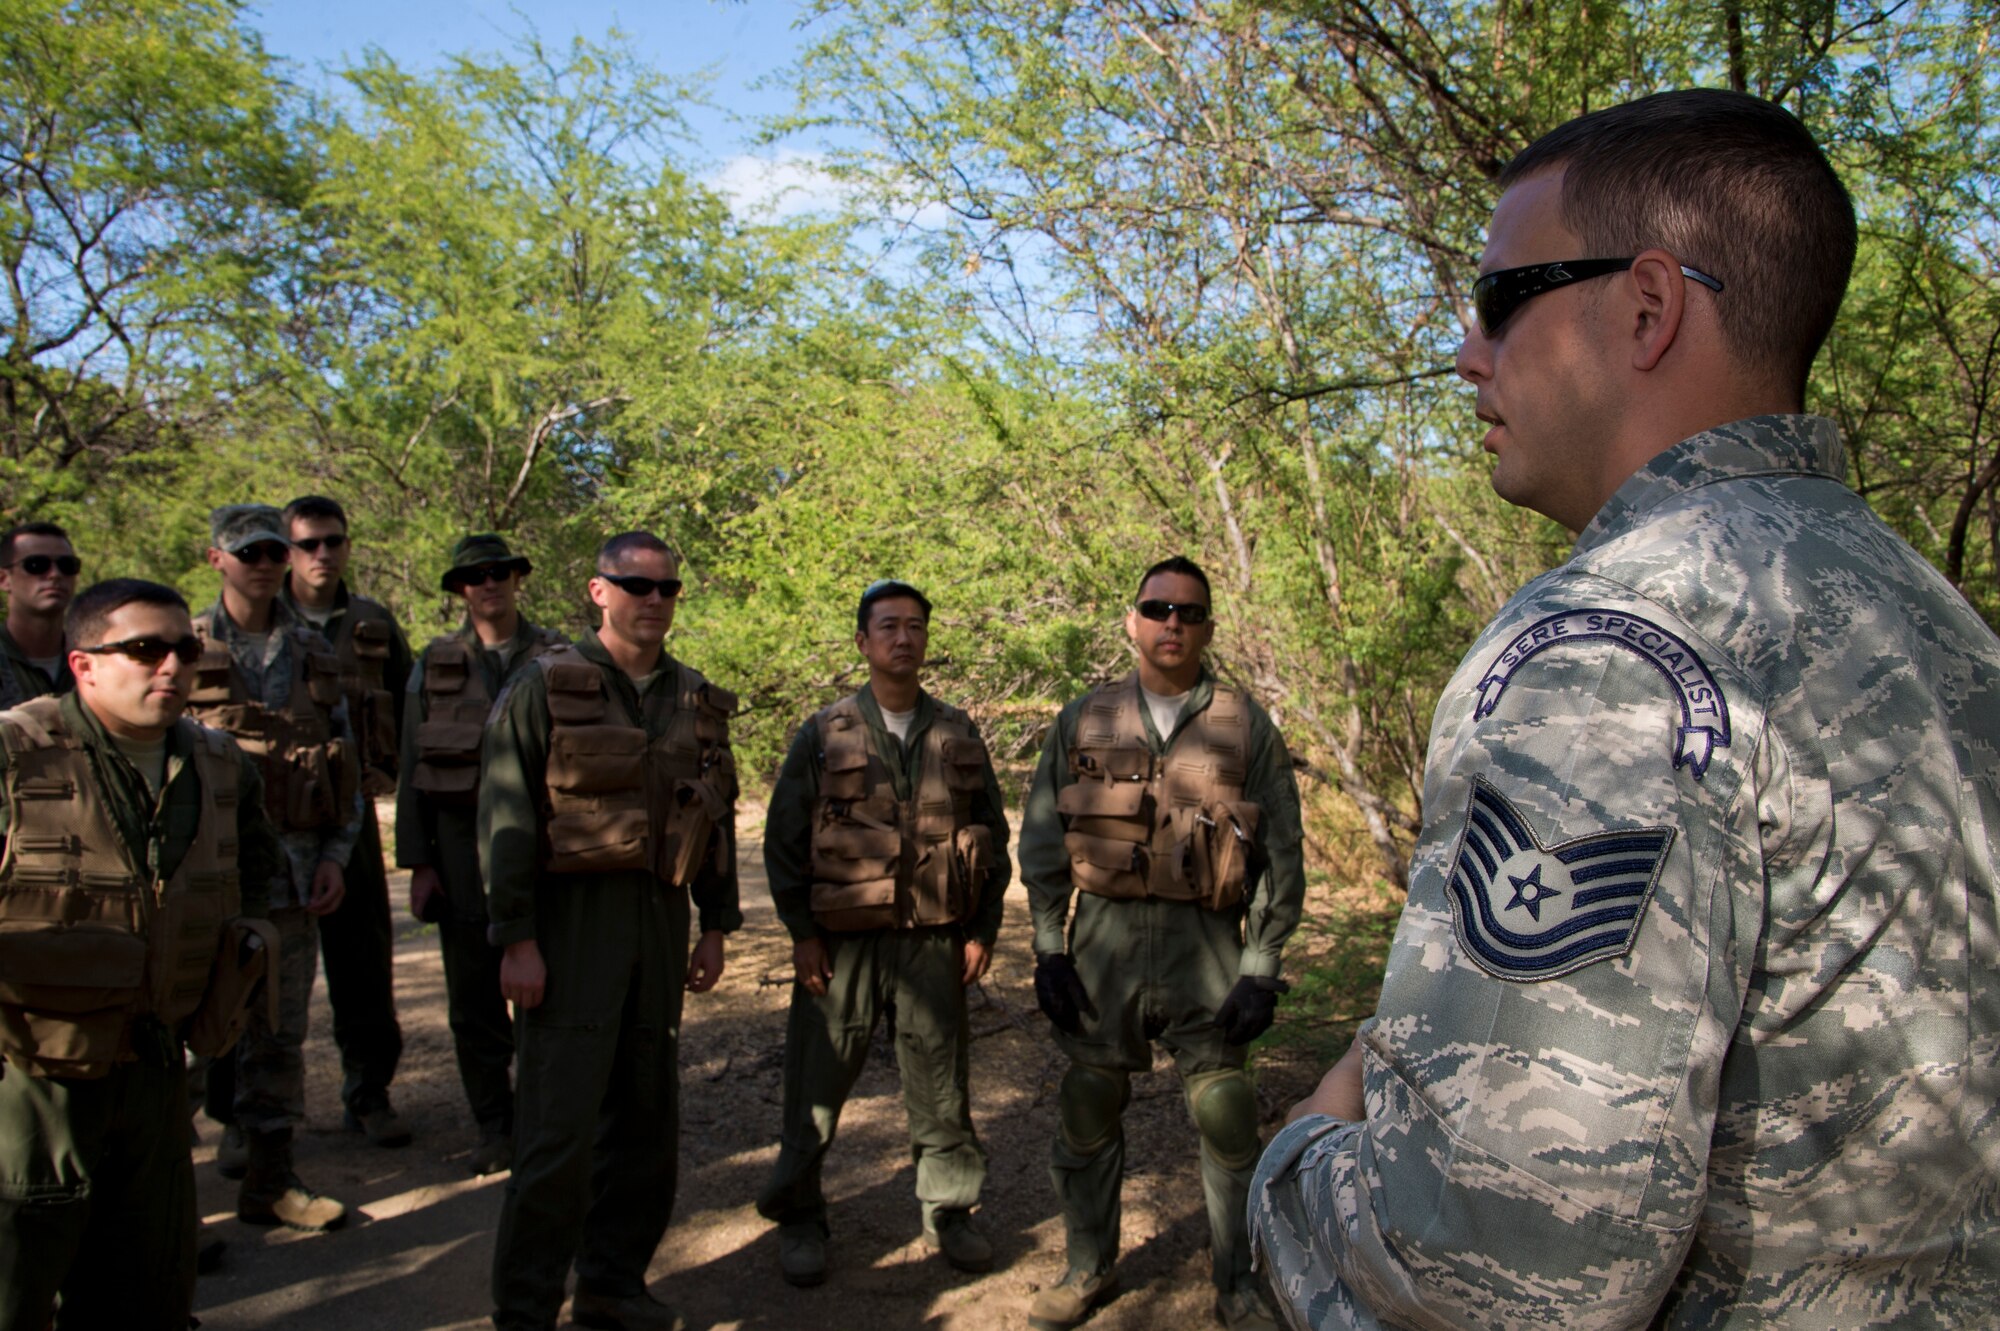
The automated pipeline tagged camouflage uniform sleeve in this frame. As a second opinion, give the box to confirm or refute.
[393,656,437,868]
[967,720,1013,951]
[232,750,282,921]
[480,667,551,947]
[1019,704,1079,958]
[763,718,822,944]
[1252,574,1769,1328]
[1240,704,1305,980]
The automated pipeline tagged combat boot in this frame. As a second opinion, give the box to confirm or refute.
[1027,1267,1117,1331]
[467,1125,513,1177]
[1214,1285,1279,1331]
[237,1128,347,1232]
[777,1221,827,1287]
[924,1208,994,1273]
[343,1095,413,1148]
[570,1287,686,1330]
[216,1121,249,1180]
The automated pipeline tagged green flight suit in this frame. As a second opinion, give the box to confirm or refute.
[756,686,1013,1235]
[395,617,563,1137]
[0,623,71,711]
[282,580,410,1119]
[479,630,741,1331]
[1018,670,1305,1294]
[0,692,283,1331]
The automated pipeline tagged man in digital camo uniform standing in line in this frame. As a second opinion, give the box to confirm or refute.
[0,578,285,1330]
[397,534,565,1176]
[1253,90,2000,1328]
[191,503,359,1232]
[0,522,80,708]
[757,579,1013,1286]
[281,494,413,1149]
[481,532,740,1331]
[1019,556,1306,1331]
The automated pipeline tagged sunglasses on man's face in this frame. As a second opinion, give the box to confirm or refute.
[455,564,516,589]
[599,572,683,600]
[293,534,347,554]
[76,635,203,666]
[228,542,291,565]
[1471,258,1725,336]
[5,554,82,577]
[1135,599,1210,626]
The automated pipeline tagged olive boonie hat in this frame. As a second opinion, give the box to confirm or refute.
[442,533,533,591]
[210,504,292,554]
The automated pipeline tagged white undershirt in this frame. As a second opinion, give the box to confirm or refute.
[881,705,917,743]
[111,733,168,797]
[1141,685,1190,741]
[295,603,336,629]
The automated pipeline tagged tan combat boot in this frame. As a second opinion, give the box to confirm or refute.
[237,1128,347,1232]
[1027,1267,1117,1331]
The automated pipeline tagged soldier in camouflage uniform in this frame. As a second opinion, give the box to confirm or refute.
[1252,90,2000,1329]
[281,494,413,1148]
[397,533,565,1176]
[0,522,79,708]
[1021,556,1305,1331]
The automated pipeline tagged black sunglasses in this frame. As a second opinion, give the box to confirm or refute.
[75,635,203,666]
[454,564,517,589]
[228,542,291,565]
[293,534,348,554]
[598,572,683,600]
[1136,599,1210,625]
[5,554,82,577]
[1472,258,1724,335]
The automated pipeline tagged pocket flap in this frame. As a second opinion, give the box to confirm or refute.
[814,821,900,859]
[1063,831,1144,874]
[0,923,147,989]
[1057,779,1147,818]
[350,621,392,656]
[549,807,650,854]
[1076,745,1151,781]
[822,742,869,774]
[417,719,486,764]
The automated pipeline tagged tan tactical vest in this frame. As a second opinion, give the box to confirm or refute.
[189,610,356,834]
[0,699,240,1077]
[332,601,399,795]
[410,627,566,804]
[1056,674,1261,909]
[538,648,738,886]
[807,694,995,932]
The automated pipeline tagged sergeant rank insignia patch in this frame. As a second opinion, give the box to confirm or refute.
[1446,777,1676,983]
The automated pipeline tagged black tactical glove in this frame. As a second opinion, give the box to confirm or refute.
[1217,975,1289,1045]
[1034,952,1093,1035]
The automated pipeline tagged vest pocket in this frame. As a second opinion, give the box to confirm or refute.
[307,651,344,707]
[940,737,989,792]
[808,876,898,932]
[1197,800,1261,910]
[819,743,869,800]
[810,821,900,883]
[0,922,147,1010]
[185,917,279,1058]
[547,724,646,795]
[661,779,728,886]
[1063,832,1149,899]
[546,806,650,874]
[952,824,994,917]
[1057,778,1148,818]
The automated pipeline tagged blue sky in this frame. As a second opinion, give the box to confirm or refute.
[248,0,849,214]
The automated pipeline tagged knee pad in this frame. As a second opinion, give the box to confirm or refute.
[1058,1063,1130,1154]
[1184,1069,1260,1170]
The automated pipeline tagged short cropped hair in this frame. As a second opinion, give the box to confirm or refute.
[0,521,69,566]
[1500,89,1856,397]
[281,495,348,532]
[66,579,189,648]
[1136,555,1212,605]
[596,530,675,571]
[857,580,933,635]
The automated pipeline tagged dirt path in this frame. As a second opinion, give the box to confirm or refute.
[191,807,1329,1330]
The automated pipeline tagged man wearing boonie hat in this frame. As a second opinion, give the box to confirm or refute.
[396,534,565,1176]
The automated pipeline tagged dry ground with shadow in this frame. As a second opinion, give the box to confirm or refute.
[191,798,1389,1330]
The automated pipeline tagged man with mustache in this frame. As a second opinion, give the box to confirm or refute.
[397,533,565,1176]
[0,578,285,1328]
[756,579,1013,1286]
[481,531,740,1331]
[1018,556,1306,1331]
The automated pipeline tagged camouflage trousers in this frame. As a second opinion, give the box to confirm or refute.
[0,1032,197,1331]
[207,906,319,1134]
[756,927,985,1233]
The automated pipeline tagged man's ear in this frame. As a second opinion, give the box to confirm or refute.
[1627,248,1690,373]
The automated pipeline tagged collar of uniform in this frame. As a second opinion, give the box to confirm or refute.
[280,575,351,622]
[454,615,536,650]
[572,627,675,688]
[1573,414,1845,558]
[203,595,304,642]
[856,681,932,739]
[60,689,194,768]
[1130,666,1215,736]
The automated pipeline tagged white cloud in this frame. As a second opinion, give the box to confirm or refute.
[708,149,854,220]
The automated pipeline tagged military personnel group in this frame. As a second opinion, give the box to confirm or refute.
[1,87,1994,1331]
